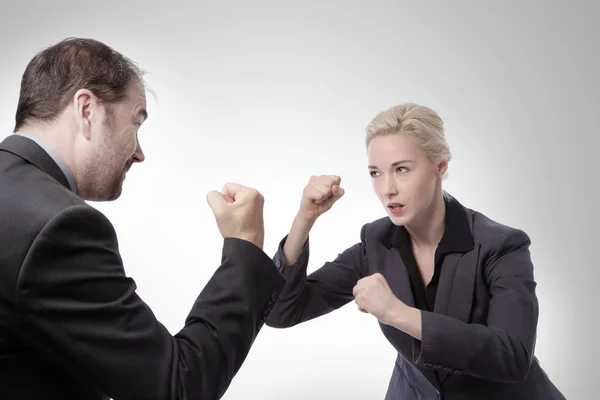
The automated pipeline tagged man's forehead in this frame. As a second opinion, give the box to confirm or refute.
[132,84,147,102]
[124,82,148,117]
[137,87,148,112]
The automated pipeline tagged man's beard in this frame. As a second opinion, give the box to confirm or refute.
[81,112,130,202]
[81,142,129,202]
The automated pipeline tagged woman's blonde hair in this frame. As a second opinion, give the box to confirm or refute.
[365,103,452,177]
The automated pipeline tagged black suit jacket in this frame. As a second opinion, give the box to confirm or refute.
[0,134,286,400]
[266,196,566,400]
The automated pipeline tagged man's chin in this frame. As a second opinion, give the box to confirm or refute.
[108,182,124,201]
[86,191,122,202]
[91,182,124,202]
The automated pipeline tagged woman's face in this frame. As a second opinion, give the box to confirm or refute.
[367,132,444,226]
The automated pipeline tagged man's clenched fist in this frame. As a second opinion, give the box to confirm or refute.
[206,183,265,249]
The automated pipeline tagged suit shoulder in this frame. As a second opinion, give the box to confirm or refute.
[471,209,530,243]
[0,169,105,242]
[359,216,392,243]
[0,164,113,302]
[470,209,531,260]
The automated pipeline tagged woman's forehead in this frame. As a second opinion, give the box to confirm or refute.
[367,134,421,162]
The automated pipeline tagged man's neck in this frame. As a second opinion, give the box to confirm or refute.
[16,124,79,193]
[17,125,74,167]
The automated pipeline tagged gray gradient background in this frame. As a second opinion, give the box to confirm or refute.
[0,1,597,399]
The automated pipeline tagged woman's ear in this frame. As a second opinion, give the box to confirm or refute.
[437,160,448,177]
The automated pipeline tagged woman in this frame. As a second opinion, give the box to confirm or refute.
[265,103,566,400]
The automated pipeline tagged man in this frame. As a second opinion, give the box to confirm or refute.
[0,37,285,400]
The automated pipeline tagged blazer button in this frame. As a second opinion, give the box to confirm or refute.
[454,369,462,374]
[423,362,432,368]
[271,292,278,301]
[443,367,452,373]
[433,364,441,370]
[267,300,274,310]
[263,310,270,319]
[276,259,282,268]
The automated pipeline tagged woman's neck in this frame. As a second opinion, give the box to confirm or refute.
[405,192,446,249]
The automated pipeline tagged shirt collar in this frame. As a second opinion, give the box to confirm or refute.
[13,131,77,193]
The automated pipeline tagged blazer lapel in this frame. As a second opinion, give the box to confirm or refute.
[433,245,480,385]
[371,242,415,357]
[433,246,479,322]
[376,243,415,307]
[0,135,71,190]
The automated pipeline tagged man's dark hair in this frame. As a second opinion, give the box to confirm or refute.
[14,37,144,131]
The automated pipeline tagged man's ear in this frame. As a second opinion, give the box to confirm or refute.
[73,89,97,140]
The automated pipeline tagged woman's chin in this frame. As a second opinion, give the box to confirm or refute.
[387,211,410,226]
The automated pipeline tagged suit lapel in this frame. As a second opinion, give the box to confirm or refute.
[0,135,70,190]
[372,241,415,357]
[376,243,415,307]
[433,245,479,385]
[433,246,479,322]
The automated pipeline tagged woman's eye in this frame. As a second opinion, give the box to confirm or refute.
[369,170,379,177]
[396,167,408,173]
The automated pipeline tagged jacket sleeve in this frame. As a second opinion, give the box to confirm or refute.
[265,225,369,328]
[413,228,539,383]
[15,205,286,400]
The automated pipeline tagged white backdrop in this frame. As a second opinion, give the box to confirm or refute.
[0,1,597,399]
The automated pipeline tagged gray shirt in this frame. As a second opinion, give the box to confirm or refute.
[14,131,77,193]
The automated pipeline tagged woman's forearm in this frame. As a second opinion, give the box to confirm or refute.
[282,214,316,264]
[387,300,423,341]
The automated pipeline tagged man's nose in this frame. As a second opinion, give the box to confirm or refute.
[133,141,145,163]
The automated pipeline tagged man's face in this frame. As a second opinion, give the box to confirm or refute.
[84,81,147,201]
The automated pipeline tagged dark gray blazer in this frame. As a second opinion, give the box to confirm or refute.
[266,196,566,400]
[0,134,285,400]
